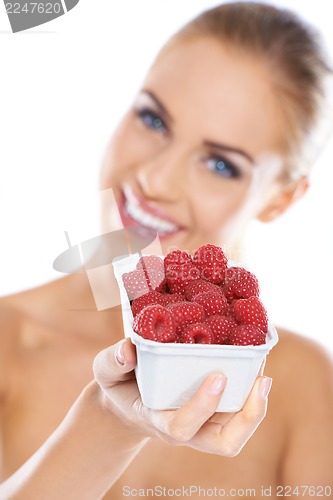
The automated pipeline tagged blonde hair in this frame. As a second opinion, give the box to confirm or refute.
[165,2,333,178]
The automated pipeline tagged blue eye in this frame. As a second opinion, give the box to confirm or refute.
[207,156,241,179]
[137,108,167,134]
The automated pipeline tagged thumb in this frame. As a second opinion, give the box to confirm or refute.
[93,338,137,389]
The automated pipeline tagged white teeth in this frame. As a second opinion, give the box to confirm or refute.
[125,197,179,233]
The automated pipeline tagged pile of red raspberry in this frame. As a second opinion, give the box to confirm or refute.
[122,245,268,346]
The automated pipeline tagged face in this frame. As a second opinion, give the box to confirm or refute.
[100,37,288,255]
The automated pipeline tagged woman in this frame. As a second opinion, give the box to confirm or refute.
[1,2,333,498]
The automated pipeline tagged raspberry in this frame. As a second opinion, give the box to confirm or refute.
[229,324,266,346]
[164,250,192,270]
[133,304,176,343]
[193,244,228,284]
[145,269,166,293]
[127,247,270,346]
[185,279,224,301]
[224,267,238,284]
[165,263,200,294]
[205,315,238,344]
[181,323,213,344]
[224,301,238,318]
[233,297,268,333]
[131,291,166,317]
[162,293,185,306]
[122,270,150,300]
[224,266,259,300]
[167,301,205,336]
[123,269,166,300]
[194,292,228,317]
[136,255,164,273]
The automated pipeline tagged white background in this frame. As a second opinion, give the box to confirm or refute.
[0,0,332,352]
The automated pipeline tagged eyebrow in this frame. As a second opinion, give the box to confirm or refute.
[203,141,254,164]
[142,89,174,123]
[142,89,254,164]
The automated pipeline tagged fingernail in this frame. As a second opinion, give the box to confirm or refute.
[208,374,226,395]
[260,377,272,399]
[115,342,125,366]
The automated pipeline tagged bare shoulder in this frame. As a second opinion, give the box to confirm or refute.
[268,327,333,379]
[0,300,21,477]
[0,298,23,395]
[269,334,333,483]
[0,278,62,367]
[0,298,22,350]
[267,327,333,419]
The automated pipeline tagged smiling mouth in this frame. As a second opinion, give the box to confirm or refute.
[120,188,182,236]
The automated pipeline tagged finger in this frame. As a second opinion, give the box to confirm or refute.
[192,376,272,456]
[93,338,137,388]
[207,411,235,427]
[258,357,266,376]
[161,373,227,442]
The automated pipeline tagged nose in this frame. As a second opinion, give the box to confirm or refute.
[136,144,187,203]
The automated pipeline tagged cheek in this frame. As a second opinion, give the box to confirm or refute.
[187,169,269,246]
[100,118,134,187]
[100,113,160,188]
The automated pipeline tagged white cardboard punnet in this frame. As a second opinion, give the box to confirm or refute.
[113,254,278,412]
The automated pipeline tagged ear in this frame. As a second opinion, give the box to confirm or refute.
[258,176,309,222]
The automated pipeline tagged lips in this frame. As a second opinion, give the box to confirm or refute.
[118,187,183,238]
